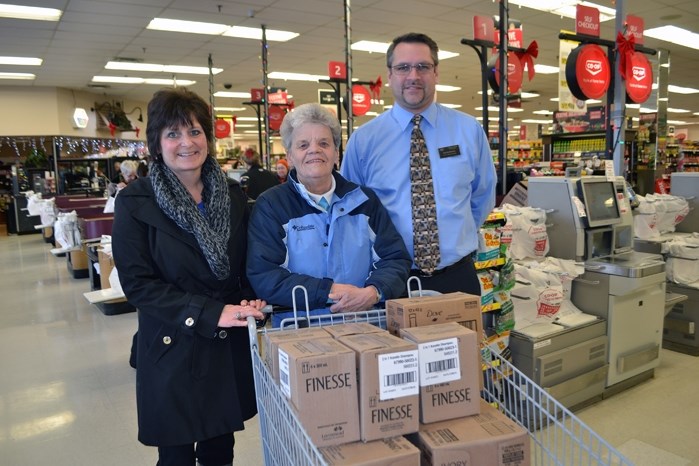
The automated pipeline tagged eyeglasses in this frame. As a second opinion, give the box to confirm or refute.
[389,63,435,76]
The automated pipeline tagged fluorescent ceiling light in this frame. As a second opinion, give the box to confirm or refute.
[534,64,559,74]
[106,61,222,75]
[550,97,559,102]
[667,120,687,125]
[0,72,35,80]
[243,130,259,134]
[587,99,602,104]
[436,84,461,92]
[214,107,246,112]
[147,18,298,42]
[532,110,554,115]
[442,104,462,109]
[626,103,640,109]
[214,91,251,99]
[0,3,62,21]
[91,76,195,85]
[639,107,655,113]
[645,26,699,51]
[522,119,553,124]
[510,1,615,22]
[232,117,259,121]
[268,71,327,82]
[0,56,42,66]
[694,112,699,116]
[668,85,699,94]
[351,40,458,60]
[223,26,299,42]
[365,111,380,116]
[668,108,690,113]
[520,92,540,98]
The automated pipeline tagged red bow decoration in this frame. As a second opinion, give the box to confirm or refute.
[515,40,539,81]
[135,126,140,138]
[616,31,636,80]
[370,76,382,100]
[232,116,237,132]
[108,121,117,137]
[286,100,295,111]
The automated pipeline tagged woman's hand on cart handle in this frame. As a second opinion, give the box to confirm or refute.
[218,300,267,327]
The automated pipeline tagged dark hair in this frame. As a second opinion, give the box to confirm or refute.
[386,32,440,68]
[146,88,213,163]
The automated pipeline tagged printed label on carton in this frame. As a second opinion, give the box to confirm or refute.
[418,337,460,386]
[378,350,419,400]
[278,349,291,398]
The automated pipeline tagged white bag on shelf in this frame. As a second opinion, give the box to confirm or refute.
[662,235,699,285]
[53,211,81,249]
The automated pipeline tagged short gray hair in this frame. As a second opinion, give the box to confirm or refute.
[120,160,140,178]
[280,103,341,152]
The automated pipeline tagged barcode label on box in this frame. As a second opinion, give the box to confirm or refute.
[378,350,419,400]
[278,349,291,399]
[419,337,460,386]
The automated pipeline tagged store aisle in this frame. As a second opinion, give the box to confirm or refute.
[0,230,262,465]
[1,231,698,465]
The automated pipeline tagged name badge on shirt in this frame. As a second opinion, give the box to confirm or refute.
[438,145,461,158]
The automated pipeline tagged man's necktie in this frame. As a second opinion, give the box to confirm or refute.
[410,114,440,274]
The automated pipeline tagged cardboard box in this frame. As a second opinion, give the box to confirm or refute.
[278,337,360,447]
[324,322,386,339]
[98,250,114,290]
[400,323,481,423]
[407,400,530,466]
[319,436,420,466]
[386,292,481,339]
[262,327,329,382]
[339,332,420,442]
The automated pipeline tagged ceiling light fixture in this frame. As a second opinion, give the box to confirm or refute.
[268,71,327,82]
[105,61,222,75]
[645,26,699,51]
[668,85,699,94]
[147,18,298,42]
[214,91,251,99]
[436,85,461,92]
[214,107,247,112]
[0,3,62,21]
[91,76,195,86]
[0,72,35,80]
[533,64,559,74]
[0,56,42,66]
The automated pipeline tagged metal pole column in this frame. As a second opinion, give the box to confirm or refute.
[343,0,353,151]
[498,0,509,196]
[261,25,272,170]
[612,0,626,177]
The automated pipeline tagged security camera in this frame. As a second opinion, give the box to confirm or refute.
[223,83,233,89]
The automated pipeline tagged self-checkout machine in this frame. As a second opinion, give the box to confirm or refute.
[526,175,667,397]
[633,172,699,354]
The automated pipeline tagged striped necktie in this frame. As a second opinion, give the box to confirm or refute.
[410,114,440,274]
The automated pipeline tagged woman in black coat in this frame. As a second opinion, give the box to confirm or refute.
[112,88,265,466]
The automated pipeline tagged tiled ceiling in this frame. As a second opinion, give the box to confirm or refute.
[1,0,698,129]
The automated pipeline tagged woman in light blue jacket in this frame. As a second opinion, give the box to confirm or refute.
[246,103,411,327]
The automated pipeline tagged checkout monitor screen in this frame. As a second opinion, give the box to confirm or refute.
[578,179,621,228]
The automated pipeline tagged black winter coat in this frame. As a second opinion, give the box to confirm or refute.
[112,176,257,447]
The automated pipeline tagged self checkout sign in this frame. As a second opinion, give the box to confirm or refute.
[576,4,600,37]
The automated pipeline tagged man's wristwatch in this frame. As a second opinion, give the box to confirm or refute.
[371,286,383,304]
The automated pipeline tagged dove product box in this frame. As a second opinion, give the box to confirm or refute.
[386,292,481,339]
[277,337,360,447]
[339,332,420,442]
[400,323,481,423]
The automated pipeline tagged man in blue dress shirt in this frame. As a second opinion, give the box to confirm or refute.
[342,32,497,295]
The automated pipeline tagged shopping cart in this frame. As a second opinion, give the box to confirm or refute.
[246,286,633,465]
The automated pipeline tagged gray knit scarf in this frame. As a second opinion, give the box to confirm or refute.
[150,156,231,280]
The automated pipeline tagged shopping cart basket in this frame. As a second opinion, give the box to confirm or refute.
[246,285,633,465]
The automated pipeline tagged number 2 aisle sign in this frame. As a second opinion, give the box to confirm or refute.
[328,61,346,80]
